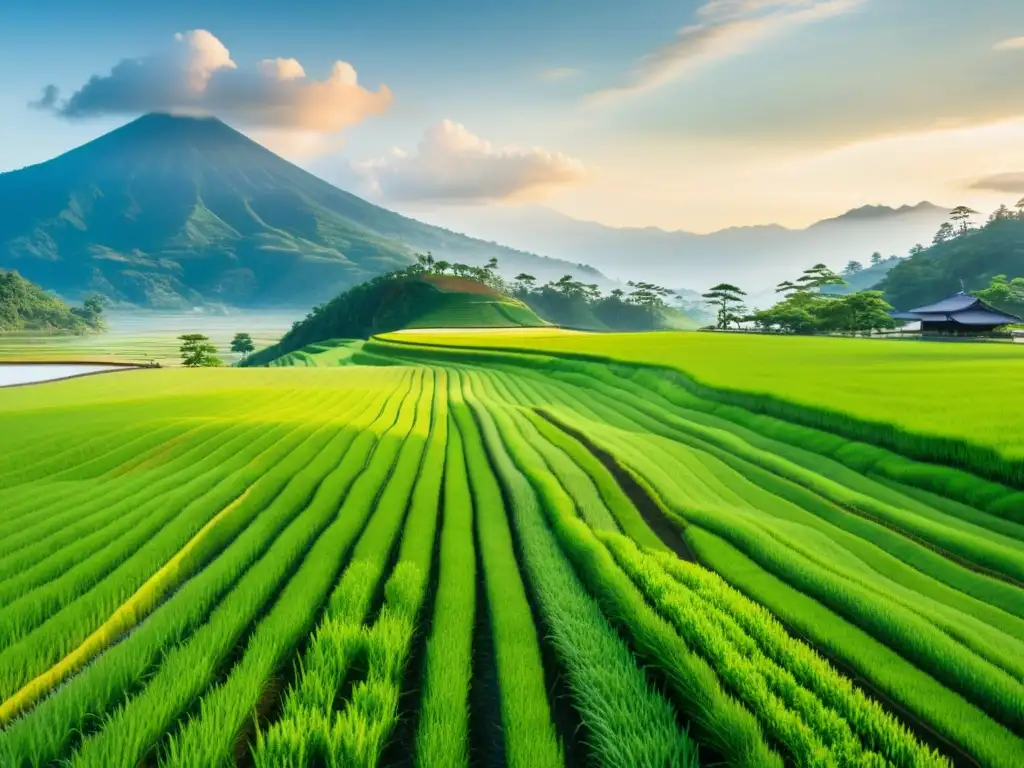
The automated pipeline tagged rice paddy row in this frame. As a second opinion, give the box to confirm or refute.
[0,335,1021,766]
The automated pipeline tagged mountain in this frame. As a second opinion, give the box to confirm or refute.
[878,217,1024,311]
[0,114,608,309]
[414,202,950,296]
[822,255,905,296]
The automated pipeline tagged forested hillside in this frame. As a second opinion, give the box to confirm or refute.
[0,271,104,332]
[879,207,1024,310]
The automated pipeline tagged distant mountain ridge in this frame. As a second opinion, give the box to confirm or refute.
[0,114,609,309]
[416,202,951,296]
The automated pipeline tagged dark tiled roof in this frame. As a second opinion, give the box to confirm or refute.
[948,309,1021,326]
[908,292,980,313]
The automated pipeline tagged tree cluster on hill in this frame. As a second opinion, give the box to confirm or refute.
[410,252,694,330]
[508,272,682,330]
[703,264,897,335]
[879,199,1024,310]
[0,270,106,333]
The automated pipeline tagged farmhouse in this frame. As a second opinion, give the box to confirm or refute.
[891,291,1021,334]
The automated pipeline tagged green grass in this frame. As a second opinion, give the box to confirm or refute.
[0,310,292,366]
[0,329,1019,768]
[377,330,1024,487]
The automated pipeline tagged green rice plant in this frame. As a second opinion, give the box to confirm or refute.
[416,411,475,768]
[652,499,1024,733]
[0,421,257,565]
[456,370,775,767]
[498,366,1024,639]
[0,422,189,491]
[569,414,1024,724]
[602,531,949,767]
[0,383,334,557]
[688,527,1024,768]
[497,355,1024,587]
[446,369,563,768]
[0,419,325,701]
[0,391,383,767]
[374,330,1024,489]
[0,421,271,592]
[0,407,357,725]
[157,370,430,767]
[643,541,956,767]
[250,369,442,763]
[0,401,324,624]
[466,372,700,767]
[64,371,417,768]
[475,367,668,550]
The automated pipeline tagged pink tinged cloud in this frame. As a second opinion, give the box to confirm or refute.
[993,36,1024,51]
[352,120,588,204]
[30,30,392,132]
[588,0,866,104]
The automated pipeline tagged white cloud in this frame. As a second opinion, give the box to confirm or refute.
[589,0,865,104]
[993,36,1024,52]
[32,30,392,132]
[351,120,588,204]
[259,58,306,80]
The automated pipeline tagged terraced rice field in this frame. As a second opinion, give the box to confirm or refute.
[1,333,1022,767]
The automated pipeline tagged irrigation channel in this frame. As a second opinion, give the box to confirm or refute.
[0,364,138,388]
[0,338,1021,768]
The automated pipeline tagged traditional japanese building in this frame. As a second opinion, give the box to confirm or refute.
[891,291,1021,334]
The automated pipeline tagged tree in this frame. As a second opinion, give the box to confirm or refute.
[415,252,435,271]
[512,273,536,295]
[796,263,845,292]
[70,292,107,328]
[908,243,925,257]
[82,293,106,317]
[870,251,883,266]
[988,204,1014,224]
[434,260,452,275]
[230,332,255,360]
[843,260,864,275]
[775,280,799,295]
[702,283,747,329]
[179,334,222,368]
[974,274,1024,317]
[932,222,955,245]
[817,291,896,334]
[949,205,978,236]
[1016,198,1024,220]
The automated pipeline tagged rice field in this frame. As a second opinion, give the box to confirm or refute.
[1,332,1022,767]
[380,330,1024,488]
[0,311,295,366]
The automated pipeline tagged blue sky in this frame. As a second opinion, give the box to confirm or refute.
[3,0,1024,231]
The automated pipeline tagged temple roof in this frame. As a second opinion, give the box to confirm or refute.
[947,309,1022,326]
[892,291,1021,326]
[907,292,980,314]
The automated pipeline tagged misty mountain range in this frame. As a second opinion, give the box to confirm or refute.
[415,202,951,300]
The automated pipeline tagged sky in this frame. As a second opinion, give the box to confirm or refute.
[3,0,1024,233]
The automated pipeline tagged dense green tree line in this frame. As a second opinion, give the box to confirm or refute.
[0,270,106,333]
[703,264,896,335]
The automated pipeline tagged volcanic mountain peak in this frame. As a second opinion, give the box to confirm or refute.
[0,114,605,308]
